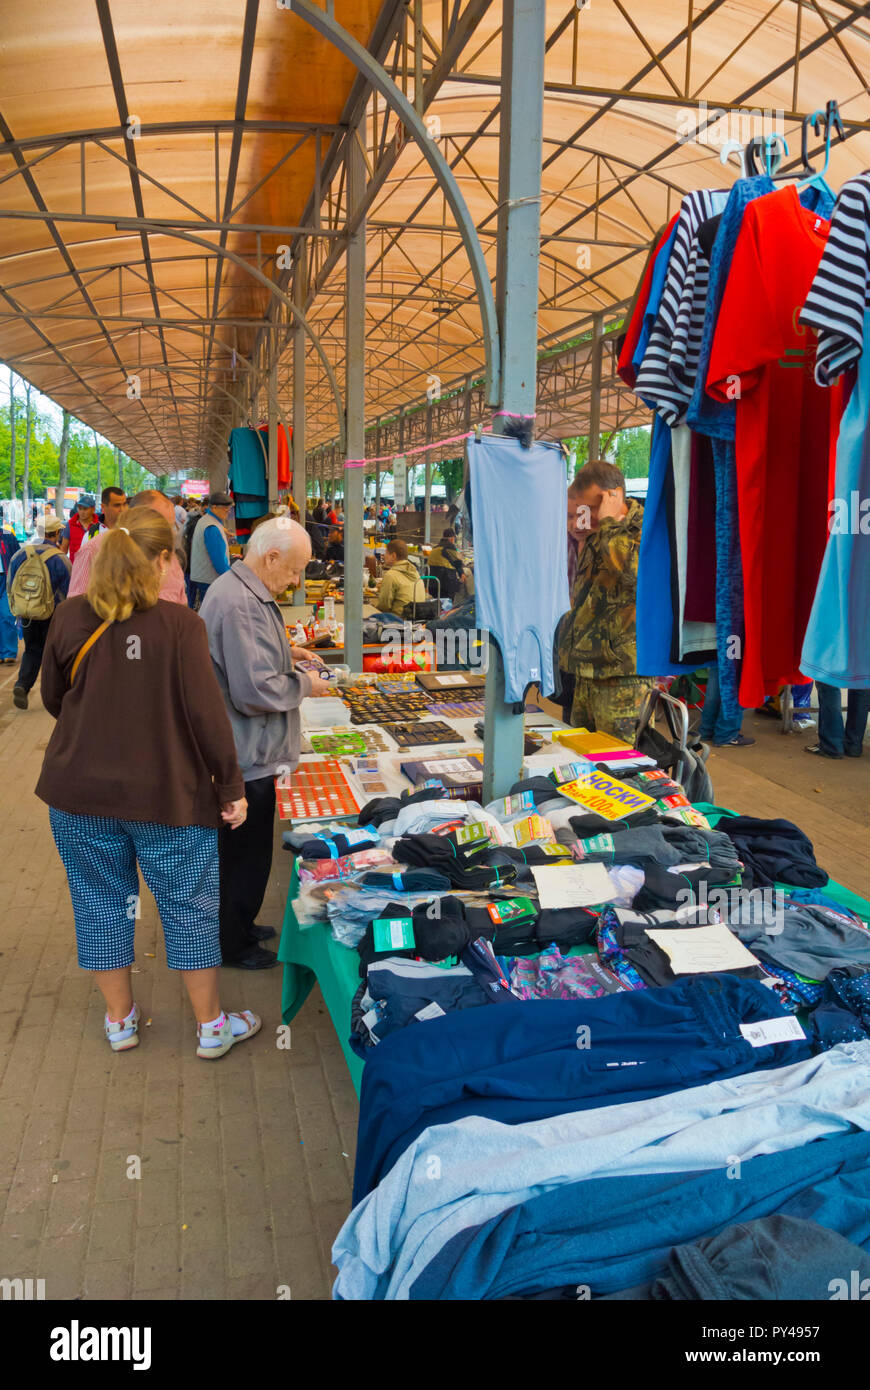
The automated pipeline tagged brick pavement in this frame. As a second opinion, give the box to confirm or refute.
[0,669,359,1301]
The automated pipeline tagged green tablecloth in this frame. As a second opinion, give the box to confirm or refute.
[278,859,365,1093]
[279,810,870,1098]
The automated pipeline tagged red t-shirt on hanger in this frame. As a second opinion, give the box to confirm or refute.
[617,213,680,388]
[706,185,843,707]
[256,421,292,489]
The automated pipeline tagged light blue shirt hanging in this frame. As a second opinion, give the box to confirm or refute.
[468,435,568,703]
[800,307,870,689]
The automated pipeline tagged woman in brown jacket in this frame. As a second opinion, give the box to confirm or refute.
[37,507,260,1059]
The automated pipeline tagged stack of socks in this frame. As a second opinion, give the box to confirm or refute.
[357,895,478,971]
[392,833,519,891]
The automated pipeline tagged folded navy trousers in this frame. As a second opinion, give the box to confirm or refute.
[354,973,811,1202]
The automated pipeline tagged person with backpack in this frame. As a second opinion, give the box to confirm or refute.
[7,516,71,707]
[0,525,21,664]
[181,508,204,603]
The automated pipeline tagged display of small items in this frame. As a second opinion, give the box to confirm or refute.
[341,686,431,725]
[424,698,486,719]
[276,759,362,821]
[306,725,391,755]
[307,730,369,756]
[381,720,459,747]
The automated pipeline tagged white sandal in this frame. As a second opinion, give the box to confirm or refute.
[196,1009,262,1060]
[105,1003,140,1052]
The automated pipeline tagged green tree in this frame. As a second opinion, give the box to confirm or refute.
[562,426,651,480]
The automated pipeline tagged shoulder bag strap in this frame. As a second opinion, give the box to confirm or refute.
[70,618,113,685]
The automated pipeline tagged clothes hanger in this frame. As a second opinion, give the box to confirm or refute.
[744,133,788,178]
[763,102,842,202]
[719,140,749,177]
[796,101,842,200]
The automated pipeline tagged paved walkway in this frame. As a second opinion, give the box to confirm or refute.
[0,669,358,1301]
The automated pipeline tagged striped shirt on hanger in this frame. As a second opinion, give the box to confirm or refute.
[635,188,728,425]
[801,172,870,385]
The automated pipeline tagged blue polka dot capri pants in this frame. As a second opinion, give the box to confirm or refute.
[49,809,222,971]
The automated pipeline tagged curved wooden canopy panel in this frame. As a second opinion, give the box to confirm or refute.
[2,1,870,470]
[0,0,382,470]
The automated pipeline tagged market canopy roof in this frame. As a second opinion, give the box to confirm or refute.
[2,0,870,475]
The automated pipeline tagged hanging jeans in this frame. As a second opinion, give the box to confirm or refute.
[816,682,870,757]
[0,586,18,659]
[711,437,745,735]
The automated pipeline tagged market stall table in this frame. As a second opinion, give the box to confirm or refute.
[278,797,870,1097]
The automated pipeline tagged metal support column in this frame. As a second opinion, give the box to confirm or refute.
[344,133,366,673]
[424,457,432,544]
[267,343,279,508]
[483,0,547,804]
[292,244,307,602]
[588,311,603,461]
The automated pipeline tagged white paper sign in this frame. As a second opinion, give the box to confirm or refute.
[739,1016,807,1047]
[530,862,616,910]
[645,923,759,974]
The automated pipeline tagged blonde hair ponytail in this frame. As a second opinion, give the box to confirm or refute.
[87,508,174,622]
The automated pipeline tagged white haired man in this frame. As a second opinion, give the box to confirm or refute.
[200,517,332,968]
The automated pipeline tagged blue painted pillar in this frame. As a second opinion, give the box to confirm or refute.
[482,0,547,802]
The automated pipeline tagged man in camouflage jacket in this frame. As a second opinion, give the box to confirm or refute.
[557,460,653,741]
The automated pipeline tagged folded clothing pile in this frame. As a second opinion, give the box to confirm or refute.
[284,826,380,859]
[596,905,767,992]
[351,935,515,1052]
[630,859,741,911]
[297,847,395,883]
[356,895,482,972]
[325,888,446,949]
[717,815,828,888]
[392,833,520,891]
[357,787,445,829]
[358,868,452,894]
[727,899,870,981]
[563,822,741,873]
[509,946,624,1001]
[465,900,599,956]
[349,972,814,1203]
[809,967,870,1049]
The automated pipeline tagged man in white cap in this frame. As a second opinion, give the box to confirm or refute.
[200,517,332,969]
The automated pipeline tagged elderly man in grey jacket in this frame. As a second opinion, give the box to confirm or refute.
[201,517,331,968]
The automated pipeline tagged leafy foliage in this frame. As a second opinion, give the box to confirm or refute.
[0,392,152,499]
